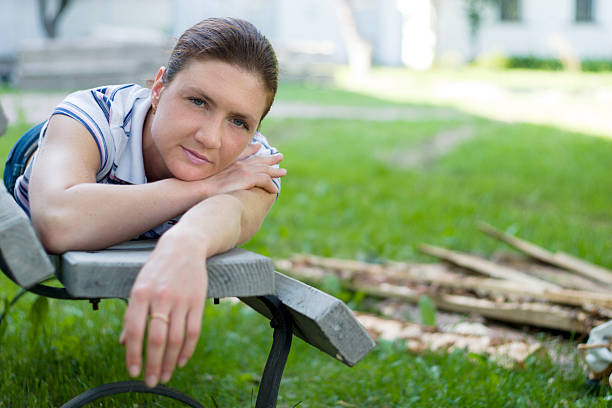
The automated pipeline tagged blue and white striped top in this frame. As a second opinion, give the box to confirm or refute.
[14,83,281,238]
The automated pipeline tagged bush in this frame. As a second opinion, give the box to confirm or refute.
[581,59,612,72]
[505,56,564,71]
[483,55,612,72]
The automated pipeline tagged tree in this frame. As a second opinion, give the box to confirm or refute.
[464,0,499,60]
[335,0,372,78]
[37,0,73,39]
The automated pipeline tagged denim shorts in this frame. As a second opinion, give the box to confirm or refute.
[3,122,44,197]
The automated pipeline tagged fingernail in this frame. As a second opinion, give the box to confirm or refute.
[161,372,171,383]
[129,365,140,377]
[146,375,158,388]
[178,357,187,368]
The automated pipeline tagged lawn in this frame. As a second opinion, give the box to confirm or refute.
[1,70,611,407]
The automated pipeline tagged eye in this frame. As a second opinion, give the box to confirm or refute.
[231,118,250,131]
[189,97,206,107]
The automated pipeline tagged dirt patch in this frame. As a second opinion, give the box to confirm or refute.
[382,125,475,169]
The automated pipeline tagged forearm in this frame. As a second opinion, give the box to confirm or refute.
[166,188,275,259]
[31,178,209,252]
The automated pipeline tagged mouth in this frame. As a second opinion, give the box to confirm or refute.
[181,146,211,165]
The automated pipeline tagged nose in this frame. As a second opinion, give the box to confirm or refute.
[194,118,222,149]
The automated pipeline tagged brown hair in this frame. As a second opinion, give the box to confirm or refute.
[165,17,278,120]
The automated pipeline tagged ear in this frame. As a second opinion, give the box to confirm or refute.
[151,66,167,110]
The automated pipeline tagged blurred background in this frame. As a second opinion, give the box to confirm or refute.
[1,0,612,134]
[1,2,612,406]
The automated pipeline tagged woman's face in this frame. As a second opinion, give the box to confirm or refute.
[146,59,269,182]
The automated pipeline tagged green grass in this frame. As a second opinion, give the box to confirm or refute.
[2,77,612,406]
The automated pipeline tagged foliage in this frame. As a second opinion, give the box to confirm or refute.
[418,295,437,327]
[464,0,500,59]
[505,56,565,71]
[581,59,612,72]
[478,56,612,72]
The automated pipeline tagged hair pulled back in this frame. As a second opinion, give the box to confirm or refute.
[166,17,278,119]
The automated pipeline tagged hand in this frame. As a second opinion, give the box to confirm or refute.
[204,143,286,196]
[120,230,208,387]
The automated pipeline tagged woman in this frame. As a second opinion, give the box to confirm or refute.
[11,17,285,388]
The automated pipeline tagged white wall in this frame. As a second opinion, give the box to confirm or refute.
[480,0,612,59]
[434,0,471,64]
[173,0,404,66]
[435,0,612,63]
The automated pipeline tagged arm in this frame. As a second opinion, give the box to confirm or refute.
[29,115,282,252]
[121,187,276,387]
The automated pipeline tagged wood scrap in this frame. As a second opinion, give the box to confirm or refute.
[419,244,559,291]
[356,312,542,368]
[479,222,612,286]
[490,252,607,293]
[282,256,612,308]
[577,342,612,351]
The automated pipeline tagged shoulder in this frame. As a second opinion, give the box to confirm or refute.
[251,131,280,157]
[59,84,150,121]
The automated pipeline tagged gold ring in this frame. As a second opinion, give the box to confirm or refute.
[150,313,169,324]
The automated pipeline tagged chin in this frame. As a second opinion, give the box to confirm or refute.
[170,164,213,182]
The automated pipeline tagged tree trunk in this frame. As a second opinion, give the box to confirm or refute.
[37,0,72,39]
[335,0,372,78]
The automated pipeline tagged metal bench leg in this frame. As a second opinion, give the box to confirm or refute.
[255,295,294,408]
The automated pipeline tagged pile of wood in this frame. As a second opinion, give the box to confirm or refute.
[354,312,543,368]
[275,222,612,336]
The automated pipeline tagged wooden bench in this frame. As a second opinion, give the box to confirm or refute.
[0,184,375,407]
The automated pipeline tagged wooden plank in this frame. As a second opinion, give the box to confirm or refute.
[59,245,276,299]
[479,222,612,286]
[241,272,375,367]
[419,244,559,290]
[0,185,55,288]
[432,293,597,333]
[504,261,608,293]
[382,263,612,309]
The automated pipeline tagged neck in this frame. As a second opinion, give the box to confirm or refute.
[141,107,165,182]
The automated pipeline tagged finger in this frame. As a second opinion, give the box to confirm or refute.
[253,174,280,194]
[265,166,287,178]
[160,308,187,383]
[123,293,150,378]
[177,303,205,368]
[238,143,261,160]
[145,310,171,387]
[240,152,284,166]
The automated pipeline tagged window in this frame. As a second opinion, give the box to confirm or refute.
[500,0,521,22]
[576,0,594,22]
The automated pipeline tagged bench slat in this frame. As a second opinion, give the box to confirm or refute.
[0,186,55,288]
[59,243,276,299]
[241,272,375,367]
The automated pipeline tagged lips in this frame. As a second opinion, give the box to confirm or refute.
[181,146,211,165]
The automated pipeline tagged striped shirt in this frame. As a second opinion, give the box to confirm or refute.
[14,83,280,238]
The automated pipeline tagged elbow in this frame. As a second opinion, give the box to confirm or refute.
[31,209,79,254]
[222,193,265,244]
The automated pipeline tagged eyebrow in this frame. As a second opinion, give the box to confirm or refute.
[185,86,257,124]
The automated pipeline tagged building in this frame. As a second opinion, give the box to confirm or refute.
[0,0,610,86]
